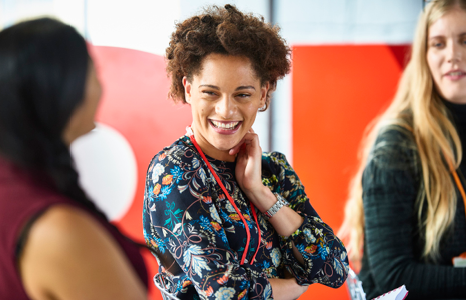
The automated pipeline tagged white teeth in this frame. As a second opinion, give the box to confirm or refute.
[449,71,464,76]
[211,120,239,129]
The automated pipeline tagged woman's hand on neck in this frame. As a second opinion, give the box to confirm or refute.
[231,129,272,208]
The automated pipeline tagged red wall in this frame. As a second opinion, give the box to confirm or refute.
[292,44,410,299]
[90,45,192,300]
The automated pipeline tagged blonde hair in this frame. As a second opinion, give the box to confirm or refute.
[340,0,466,268]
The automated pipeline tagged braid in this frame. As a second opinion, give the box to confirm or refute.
[47,143,151,251]
[46,141,110,222]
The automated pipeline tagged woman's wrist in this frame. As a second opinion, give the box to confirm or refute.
[246,186,303,236]
[269,277,307,300]
[246,186,276,213]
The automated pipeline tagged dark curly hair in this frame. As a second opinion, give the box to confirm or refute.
[166,4,291,111]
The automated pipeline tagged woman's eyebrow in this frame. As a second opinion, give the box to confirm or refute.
[429,32,466,39]
[235,86,256,91]
[199,84,220,90]
[198,85,256,91]
[428,34,444,40]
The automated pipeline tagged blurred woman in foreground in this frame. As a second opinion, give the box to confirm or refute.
[0,18,148,299]
[341,0,466,298]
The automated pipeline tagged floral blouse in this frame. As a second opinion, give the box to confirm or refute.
[143,135,349,300]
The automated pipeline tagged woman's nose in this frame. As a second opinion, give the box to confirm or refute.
[447,42,462,63]
[215,95,236,118]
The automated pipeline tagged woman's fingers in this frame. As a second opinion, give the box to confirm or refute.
[229,142,243,156]
[229,132,260,155]
[228,128,257,156]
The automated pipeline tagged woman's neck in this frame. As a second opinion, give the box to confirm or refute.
[443,99,466,125]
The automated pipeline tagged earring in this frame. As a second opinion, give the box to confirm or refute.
[259,102,268,111]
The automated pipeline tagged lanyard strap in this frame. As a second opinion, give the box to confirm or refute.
[186,127,261,265]
[445,155,466,218]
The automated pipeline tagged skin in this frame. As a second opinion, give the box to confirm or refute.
[62,61,102,145]
[184,53,308,300]
[19,61,147,300]
[183,54,267,162]
[427,6,466,104]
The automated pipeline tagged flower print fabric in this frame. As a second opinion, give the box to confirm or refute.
[143,135,349,300]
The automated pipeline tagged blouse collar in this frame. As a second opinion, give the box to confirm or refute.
[180,135,237,172]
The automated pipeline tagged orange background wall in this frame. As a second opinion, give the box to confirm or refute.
[292,45,410,299]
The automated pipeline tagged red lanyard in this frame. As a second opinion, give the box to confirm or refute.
[445,153,466,263]
[186,127,261,265]
[445,156,466,218]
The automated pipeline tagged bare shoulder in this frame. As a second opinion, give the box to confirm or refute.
[26,204,109,251]
[20,204,146,300]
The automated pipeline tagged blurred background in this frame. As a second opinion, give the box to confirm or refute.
[0,0,422,299]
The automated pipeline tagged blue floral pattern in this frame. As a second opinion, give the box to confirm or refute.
[143,136,348,299]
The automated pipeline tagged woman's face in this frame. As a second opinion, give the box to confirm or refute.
[62,61,102,145]
[183,53,267,161]
[427,7,466,104]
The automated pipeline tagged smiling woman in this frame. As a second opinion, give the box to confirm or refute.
[427,6,466,104]
[143,4,349,300]
[183,54,267,162]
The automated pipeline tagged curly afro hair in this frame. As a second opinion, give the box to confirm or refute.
[165,4,291,111]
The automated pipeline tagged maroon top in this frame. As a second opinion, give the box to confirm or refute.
[0,158,148,299]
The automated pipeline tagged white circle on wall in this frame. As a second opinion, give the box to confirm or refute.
[70,122,137,221]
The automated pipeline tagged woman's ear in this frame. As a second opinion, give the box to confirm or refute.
[260,82,270,108]
[183,76,191,104]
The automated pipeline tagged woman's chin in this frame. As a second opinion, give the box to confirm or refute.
[213,144,236,153]
[208,141,239,156]
[212,140,240,152]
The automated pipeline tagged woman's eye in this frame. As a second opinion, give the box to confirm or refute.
[236,93,250,98]
[203,91,217,96]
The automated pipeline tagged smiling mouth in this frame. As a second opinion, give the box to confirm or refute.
[446,71,466,77]
[210,120,241,130]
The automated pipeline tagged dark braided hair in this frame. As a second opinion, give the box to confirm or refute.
[0,18,108,222]
[166,4,291,111]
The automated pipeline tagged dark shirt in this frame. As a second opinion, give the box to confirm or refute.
[445,100,466,179]
[143,135,349,300]
[0,158,148,299]
[359,104,466,299]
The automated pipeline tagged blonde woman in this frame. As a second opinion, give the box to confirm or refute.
[340,0,466,299]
